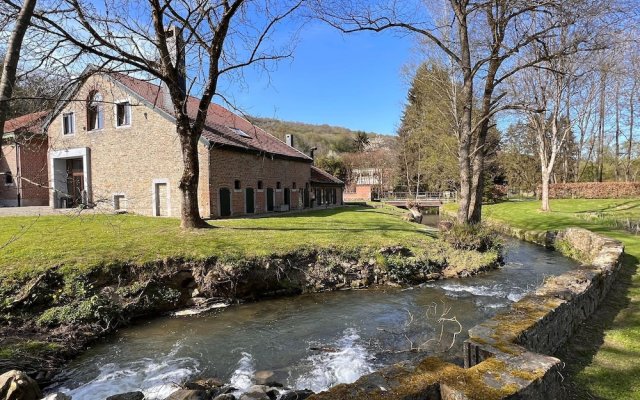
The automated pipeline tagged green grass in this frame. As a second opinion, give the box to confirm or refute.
[469,199,640,399]
[0,205,434,285]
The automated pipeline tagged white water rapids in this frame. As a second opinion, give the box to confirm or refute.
[55,329,375,399]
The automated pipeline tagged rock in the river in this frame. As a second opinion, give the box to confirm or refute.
[238,385,277,400]
[106,392,144,400]
[212,395,236,400]
[253,371,274,385]
[42,393,72,400]
[0,370,42,400]
[185,377,224,390]
[280,390,314,400]
[165,389,208,400]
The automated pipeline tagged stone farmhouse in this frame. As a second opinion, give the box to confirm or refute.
[40,69,343,218]
[0,111,50,207]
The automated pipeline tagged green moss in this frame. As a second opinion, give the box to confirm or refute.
[0,340,62,359]
[554,238,591,264]
[510,368,545,381]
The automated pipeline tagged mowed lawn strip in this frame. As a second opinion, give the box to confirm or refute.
[475,199,640,400]
[0,206,432,283]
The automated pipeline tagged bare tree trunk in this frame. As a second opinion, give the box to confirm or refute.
[0,0,38,149]
[177,122,208,229]
[541,169,551,211]
[597,72,606,182]
[627,82,636,181]
[615,83,621,181]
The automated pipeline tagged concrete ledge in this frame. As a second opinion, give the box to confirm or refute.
[310,226,624,400]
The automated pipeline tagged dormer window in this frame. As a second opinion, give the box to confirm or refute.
[87,91,104,131]
[116,101,131,127]
[231,128,251,138]
[62,112,75,135]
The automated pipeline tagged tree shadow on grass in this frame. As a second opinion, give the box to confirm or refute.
[557,253,639,399]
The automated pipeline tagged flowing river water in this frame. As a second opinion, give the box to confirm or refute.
[48,239,579,399]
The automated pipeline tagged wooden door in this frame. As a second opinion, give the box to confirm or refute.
[284,188,291,206]
[266,188,274,211]
[219,188,231,217]
[246,188,255,214]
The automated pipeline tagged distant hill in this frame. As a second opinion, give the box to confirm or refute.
[248,117,387,157]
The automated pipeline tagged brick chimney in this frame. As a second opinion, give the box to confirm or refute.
[161,26,186,111]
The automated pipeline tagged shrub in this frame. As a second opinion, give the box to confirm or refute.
[37,295,121,327]
[441,223,501,252]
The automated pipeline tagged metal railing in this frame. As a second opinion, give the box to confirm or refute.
[379,191,458,203]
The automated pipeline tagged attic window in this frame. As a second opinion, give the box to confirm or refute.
[231,128,251,138]
[116,101,131,127]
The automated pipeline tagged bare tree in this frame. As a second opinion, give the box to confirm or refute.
[0,0,37,150]
[512,43,577,212]
[314,0,608,224]
[24,0,303,228]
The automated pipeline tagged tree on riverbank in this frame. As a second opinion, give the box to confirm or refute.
[315,0,622,224]
[13,0,304,229]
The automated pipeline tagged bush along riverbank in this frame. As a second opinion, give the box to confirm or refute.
[0,234,500,387]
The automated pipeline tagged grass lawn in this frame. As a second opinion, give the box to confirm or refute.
[478,199,640,399]
[0,205,434,285]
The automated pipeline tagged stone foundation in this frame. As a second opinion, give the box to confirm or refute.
[310,227,624,400]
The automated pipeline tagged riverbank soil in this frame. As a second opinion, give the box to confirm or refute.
[475,199,640,399]
[0,205,499,385]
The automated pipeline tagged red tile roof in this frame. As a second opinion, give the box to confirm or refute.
[111,73,312,162]
[311,165,344,185]
[3,110,49,134]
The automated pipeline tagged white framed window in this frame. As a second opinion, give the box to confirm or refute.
[87,91,104,131]
[62,112,75,135]
[115,101,132,127]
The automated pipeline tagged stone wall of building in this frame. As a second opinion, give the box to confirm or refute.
[48,74,210,217]
[17,137,49,206]
[0,143,18,206]
[207,147,311,218]
[343,184,372,202]
[310,227,625,400]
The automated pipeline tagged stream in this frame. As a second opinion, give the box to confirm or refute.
[48,239,579,399]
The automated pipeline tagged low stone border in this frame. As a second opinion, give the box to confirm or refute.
[309,226,624,400]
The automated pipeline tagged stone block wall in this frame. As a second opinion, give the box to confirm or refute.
[310,227,624,400]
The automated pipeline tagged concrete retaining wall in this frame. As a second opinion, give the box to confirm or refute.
[309,227,624,400]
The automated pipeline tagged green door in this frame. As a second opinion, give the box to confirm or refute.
[219,188,231,217]
[267,188,274,211]
[246,188,255,214]
[284,188,291,206]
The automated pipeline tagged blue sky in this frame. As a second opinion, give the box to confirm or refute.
[220,22,415,135]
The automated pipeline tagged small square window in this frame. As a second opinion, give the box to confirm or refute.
[292,182,297,189]
[257,180,263,190]
[62,113,75,135]
[276,181,281,189]
[113,194,127,211]
[116,102,131,127]
[234,180,241,190]
[4,171,13,185]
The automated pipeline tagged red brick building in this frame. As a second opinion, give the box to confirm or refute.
[0,111,49,207]
[44,70,342,218]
